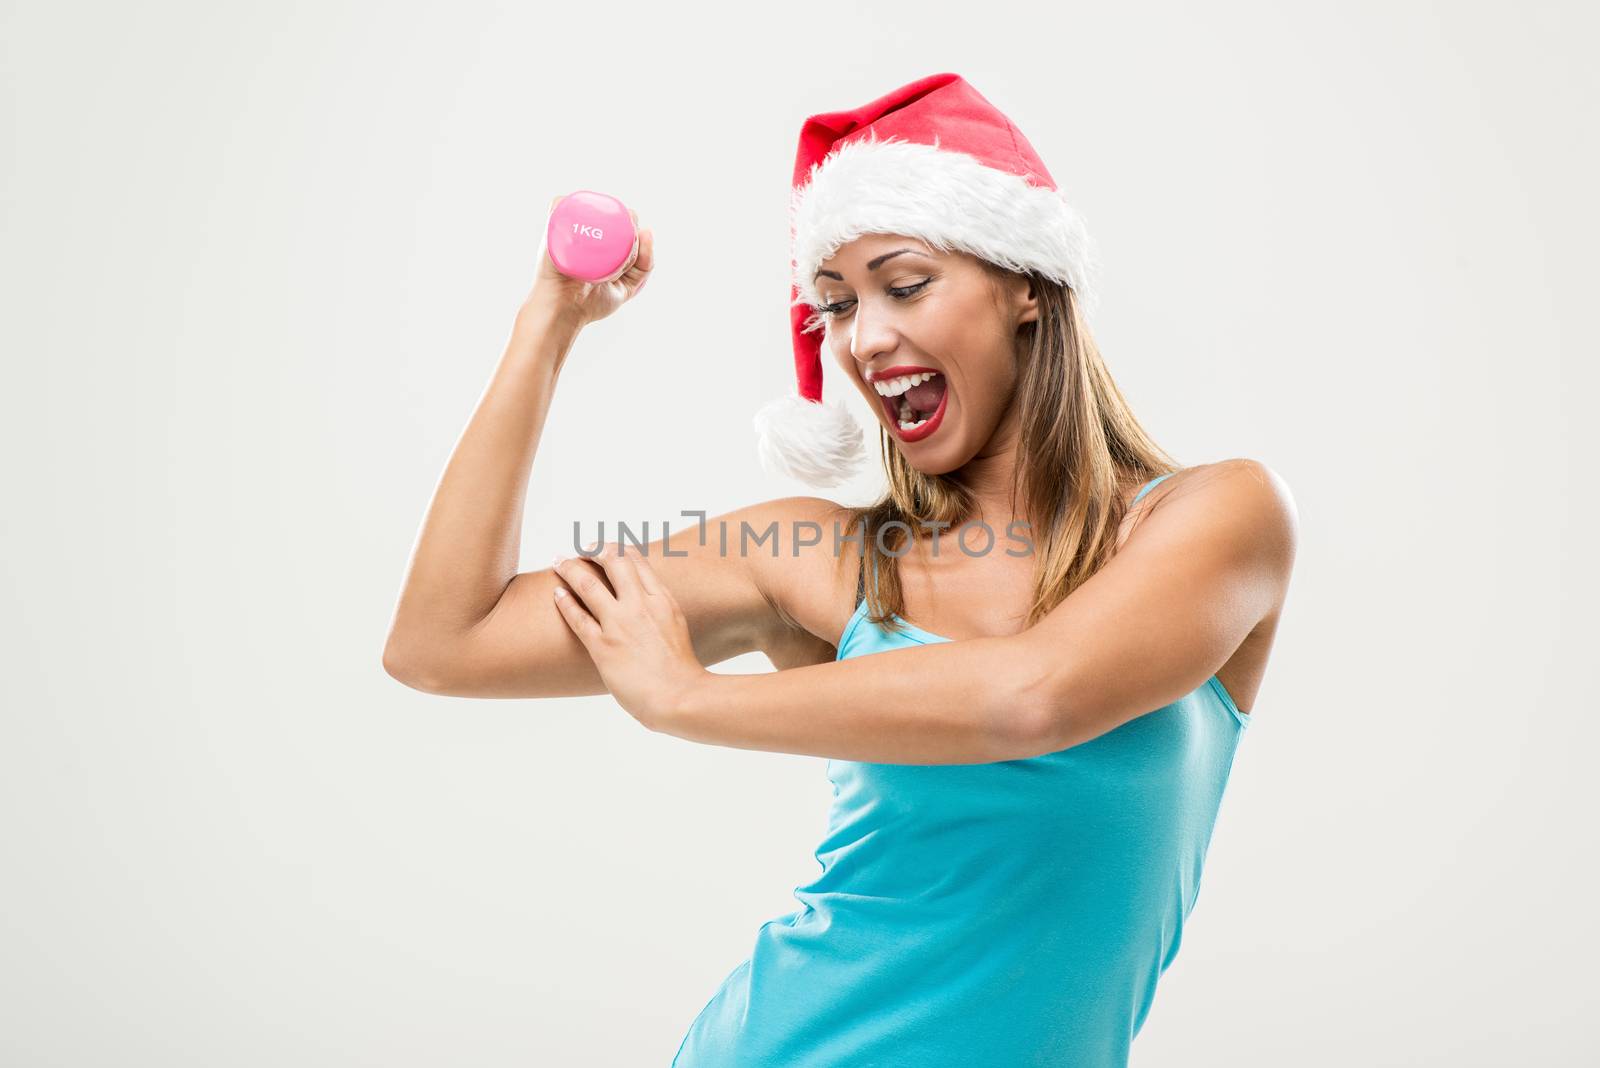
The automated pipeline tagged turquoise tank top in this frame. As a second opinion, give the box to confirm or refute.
[671,474,1251,1067]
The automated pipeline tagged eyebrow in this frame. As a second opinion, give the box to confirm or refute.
[813,248,927,282]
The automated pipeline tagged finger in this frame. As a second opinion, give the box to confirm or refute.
[587,541,644,603]
[552,554,618,627]
[551,583,601,642]
[619,228,653,293]
[614,542,653,599]
[631,228,654,276]
[620,228,642,277]
[629,544,667,597]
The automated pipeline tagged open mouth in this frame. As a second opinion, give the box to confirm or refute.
[874,371,949,443]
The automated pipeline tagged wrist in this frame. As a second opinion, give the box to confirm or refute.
[652,669,721,740]
[509,301,584,364]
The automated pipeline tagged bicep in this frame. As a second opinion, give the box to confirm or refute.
[413,503,789,699]
[1013,460,1297,745]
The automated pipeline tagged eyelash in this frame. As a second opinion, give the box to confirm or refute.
[815,280,929,320]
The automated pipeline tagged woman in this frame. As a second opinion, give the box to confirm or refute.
[384,73,1297,1067]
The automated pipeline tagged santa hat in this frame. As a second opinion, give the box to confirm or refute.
[753,71,1101,488]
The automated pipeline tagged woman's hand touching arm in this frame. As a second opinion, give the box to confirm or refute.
[550,542,1030,762]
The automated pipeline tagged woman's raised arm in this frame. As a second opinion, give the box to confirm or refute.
[380,200,787,697]
[380,297,582,694]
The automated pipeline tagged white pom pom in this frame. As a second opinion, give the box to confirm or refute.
[752,394,867,488]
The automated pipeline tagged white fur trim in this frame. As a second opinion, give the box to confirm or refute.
[790,133,1101,317]
[752,394,866,487]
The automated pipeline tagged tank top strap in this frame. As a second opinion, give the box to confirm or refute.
[1130,472,1177,507]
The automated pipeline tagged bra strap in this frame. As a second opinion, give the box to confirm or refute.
[1130,472,1176,507]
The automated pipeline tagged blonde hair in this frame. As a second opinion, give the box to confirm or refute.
[837,270,1185,637]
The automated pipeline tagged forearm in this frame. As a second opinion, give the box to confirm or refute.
[660,634,1046,765]
[386,304,581,657]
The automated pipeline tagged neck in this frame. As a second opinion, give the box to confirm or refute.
[947,406,1141,539]
[953,410,1028,531]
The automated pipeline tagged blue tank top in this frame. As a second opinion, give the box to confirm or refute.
[671,473,1251,1067]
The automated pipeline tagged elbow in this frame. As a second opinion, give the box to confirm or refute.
[382,634,455,695]
[998,639,1088,754]
[995,636,1068,758]
[1006,693,1065,761]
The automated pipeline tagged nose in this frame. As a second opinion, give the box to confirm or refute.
[848,300,898,369]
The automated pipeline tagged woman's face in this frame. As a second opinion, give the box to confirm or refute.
[813,234,1037,474]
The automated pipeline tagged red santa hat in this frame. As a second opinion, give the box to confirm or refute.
[753,71,1101,487]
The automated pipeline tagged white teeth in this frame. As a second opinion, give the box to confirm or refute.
[872,371,939,397]
[895,395,929,431]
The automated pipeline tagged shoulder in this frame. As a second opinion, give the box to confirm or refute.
[1133,458,1298,576]
[690,494,849,538]
[720,495,855,543]
[742,495,859,581]
[717,495,857,661]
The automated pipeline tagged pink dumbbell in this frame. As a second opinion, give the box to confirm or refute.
[546,190,638,282]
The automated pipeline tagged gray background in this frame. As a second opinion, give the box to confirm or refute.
[3,1,1595,1063]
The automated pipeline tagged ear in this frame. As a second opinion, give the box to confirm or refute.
[1010,274,1039,327]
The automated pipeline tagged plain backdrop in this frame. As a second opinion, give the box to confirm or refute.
[3,1,1595,1064]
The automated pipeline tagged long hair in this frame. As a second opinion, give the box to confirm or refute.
[837,270,1185,637]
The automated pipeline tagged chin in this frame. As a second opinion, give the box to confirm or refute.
[889,430,966,475]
